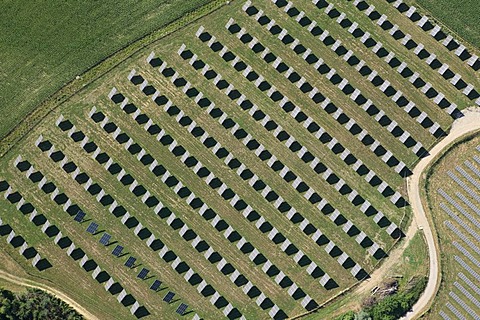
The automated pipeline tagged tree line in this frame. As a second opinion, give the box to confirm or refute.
[0,287,83,320]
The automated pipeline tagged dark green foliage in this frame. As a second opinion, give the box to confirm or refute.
[367,277,427,320]
[0,289,15,320]
[0,287,83,320]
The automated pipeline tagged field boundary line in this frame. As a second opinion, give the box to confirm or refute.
[0,0,230,158]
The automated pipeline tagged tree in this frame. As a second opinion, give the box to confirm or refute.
[0,288,14,319]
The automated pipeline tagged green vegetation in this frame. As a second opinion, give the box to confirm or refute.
[0,0,213,140]
[0,287,82,320]
[367,277,427,320]
[414,0,480,48]
[334,277,427,320]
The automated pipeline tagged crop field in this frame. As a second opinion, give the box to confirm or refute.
[425,135,480,320]
[0,0,479,319]
[414,0,480,48]
[0,0,214,139]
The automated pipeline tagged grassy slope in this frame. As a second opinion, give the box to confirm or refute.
[0,0,212,139]
[413,0,480,48]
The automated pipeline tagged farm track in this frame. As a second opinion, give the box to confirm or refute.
[0,269,98,320]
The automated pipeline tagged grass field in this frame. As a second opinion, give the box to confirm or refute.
[424,133,480,319]
[0,0,214,139]
[0,0,479,319]
[414,0,480,48]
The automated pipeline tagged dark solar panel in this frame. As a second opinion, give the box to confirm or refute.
[112,245,123,257]
[99,233,111,245]
[176,303,188,315]
[74,210,85,222]
[137,268,149,279]
[150,280,161,291]
[163,291,175,303]
[86,222,98,234]
[125,256,136,268]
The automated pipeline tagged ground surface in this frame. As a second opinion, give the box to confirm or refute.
[0,0,213,139]
[414,0,480,48]
[0,0,479,319]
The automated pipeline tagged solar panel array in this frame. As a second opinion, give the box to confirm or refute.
[437,148,480,319]
[4,0,480,317]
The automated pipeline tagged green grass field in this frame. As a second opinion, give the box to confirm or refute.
[414,0,480,48]
[0,0,479,319]
[0,0,213,139]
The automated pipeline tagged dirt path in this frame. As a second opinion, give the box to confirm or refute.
[0,270,98,320]
[353,107,480,319]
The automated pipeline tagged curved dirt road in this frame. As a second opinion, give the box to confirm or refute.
[0,270,98,320]
[403,108,480,319]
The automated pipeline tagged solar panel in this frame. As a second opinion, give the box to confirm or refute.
[86,222,98,234]
[125,256,136,268]
[150,280,161,291]
[74,210,85,222]
[112,245,123,257]
[99,233,111,245]
[137,268,149,279]
[176,303,188,315]
[163,291,175,303]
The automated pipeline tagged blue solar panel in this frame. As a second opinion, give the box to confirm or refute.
[112,245,123,257]
[137,268,149,279]
[176,303,188,315]
[74,210,85,222]
[125,256,136,268]
[99,233,111,245]
[150,280,161,291]
[163,291,175,303]
[86,222,98,234]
